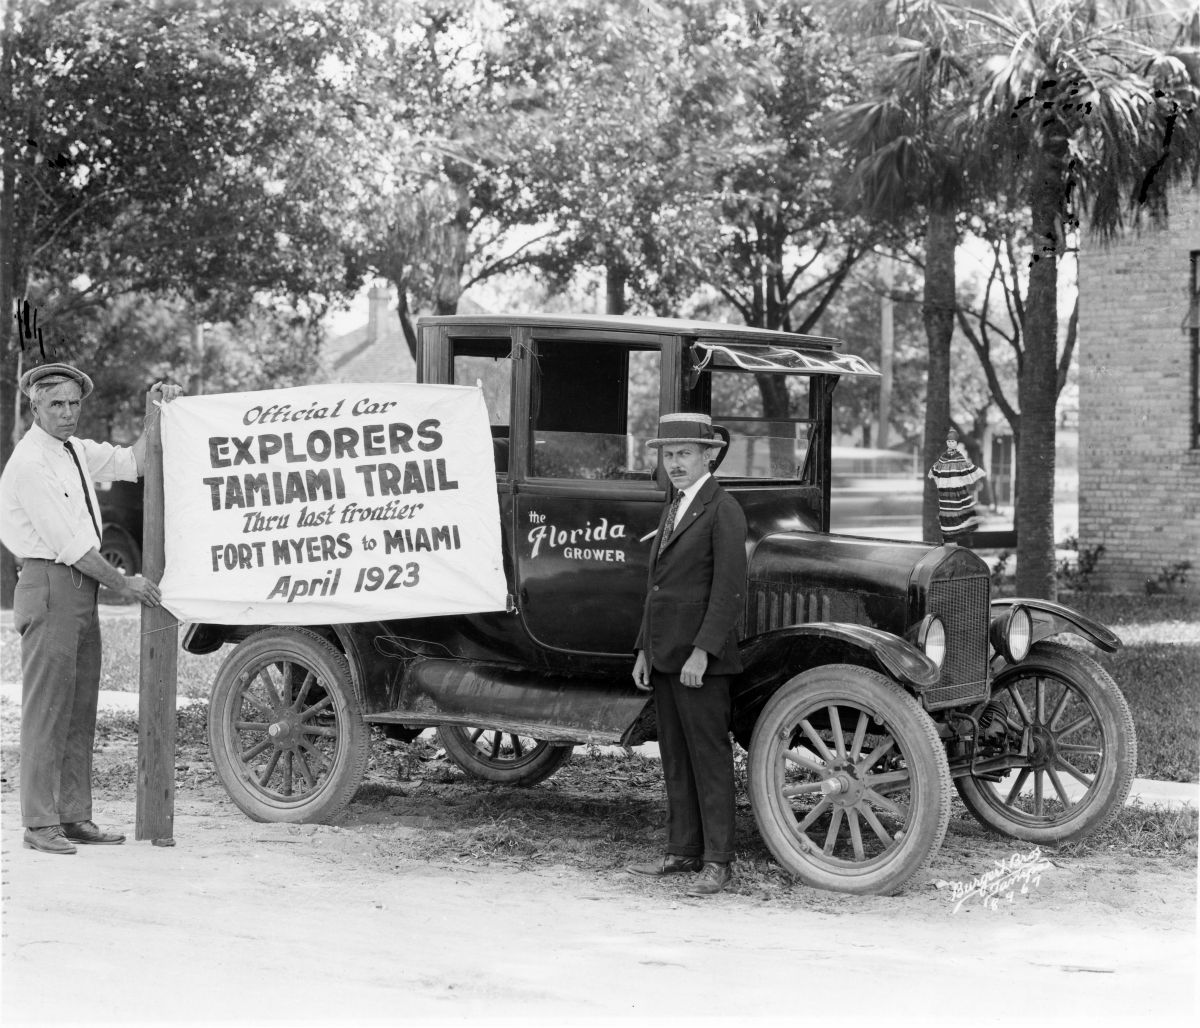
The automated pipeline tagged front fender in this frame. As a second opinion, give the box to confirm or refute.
[738,622,941,691]
[991,598,1122,654]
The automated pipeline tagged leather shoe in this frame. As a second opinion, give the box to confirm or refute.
[626,854,703,877]
[63,820,126,845]
[24,825,77,855]
[686,862,731,896]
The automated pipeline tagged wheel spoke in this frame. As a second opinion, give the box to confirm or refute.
[858,803,894,847]
[238,691,274,718]
[510,734,525,758]
[234,720,269,732]
[1035,678,1047,726]
[296,737,330,772]
[294,750,317,790]
[240,737,272,762]
[782,780,827,797]
[1055,756,1096,789]
[822,807,844,855]
[1047,686,1072,730]
[256,749,282,787]
[1045,765,1074,806]
[1002,767,1031,806]
[1032,771,1044,815]
[469,728,484,745]
[1004,684,1034,727]
[797,797,832,832]
[827,705,847,760]
[799,719,836,765]
[1055,712,1096,740]
[849,711,869,763]
[847,809,866,862]
[300,724,338,739]
[856,735,896,774]
[862,787,906,819]
[783,747,828,775]
[292,670,315,711]
[299,694,333,719]
[256,667,284,711]
[284,750,294,795]
[489,732,502,759]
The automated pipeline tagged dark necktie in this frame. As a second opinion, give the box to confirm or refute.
[65,441,102,539]
[662,491,683,542]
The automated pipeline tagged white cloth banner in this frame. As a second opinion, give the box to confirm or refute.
[158,383,506,624]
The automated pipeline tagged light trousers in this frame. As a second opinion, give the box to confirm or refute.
[14,559,102,828]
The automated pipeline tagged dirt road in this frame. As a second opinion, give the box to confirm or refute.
[3,766,1196,1027]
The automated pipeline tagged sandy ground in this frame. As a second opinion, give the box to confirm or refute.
[1,602,1197,1027]
[2,760,1197,1028]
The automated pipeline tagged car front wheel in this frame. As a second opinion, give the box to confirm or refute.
[748,665,951,896]
[208,628,370,823]
[955,641,1136,844]
[436,725,572,786]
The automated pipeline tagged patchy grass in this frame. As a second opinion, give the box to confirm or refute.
[1062,592,1200,784]
[0,610,224,701]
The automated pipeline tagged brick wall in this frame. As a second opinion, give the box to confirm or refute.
[1077,186,1200,595]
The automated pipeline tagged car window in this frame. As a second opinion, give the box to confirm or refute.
[709,369,812,480]
[530,341,661,481]
[452,340,512,475]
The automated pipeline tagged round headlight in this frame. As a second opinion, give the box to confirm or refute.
[1006,605,1032,663]
[919,615,946,668]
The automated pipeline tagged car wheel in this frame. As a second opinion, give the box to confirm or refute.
[955,641,1136,844]
[100,528,141,576]
[436,725,572,786]
[748,664,951,896]
[208,628,370,823]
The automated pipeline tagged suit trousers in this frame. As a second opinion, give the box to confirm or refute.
[13,559,102,828]
[651,668,735,864]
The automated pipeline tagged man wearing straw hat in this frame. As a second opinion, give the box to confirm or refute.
[627,413,747,896]
[0,362,182,855]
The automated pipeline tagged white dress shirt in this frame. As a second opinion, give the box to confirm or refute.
[0,422,138,565]
[667,472,711,534]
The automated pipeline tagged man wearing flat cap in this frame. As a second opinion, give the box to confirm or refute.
[0,362,183,855]
[628,413,747,896]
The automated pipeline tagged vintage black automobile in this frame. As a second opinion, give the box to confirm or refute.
[186,314,1136,895]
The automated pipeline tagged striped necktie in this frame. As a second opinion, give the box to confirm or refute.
[65,441,102,539]
[662,491,683,542]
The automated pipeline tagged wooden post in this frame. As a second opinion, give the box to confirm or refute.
[136,390,177,843]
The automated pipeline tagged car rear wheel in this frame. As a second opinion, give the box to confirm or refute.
[748,665,951,896]
[100,527,141,576]
[436,725,572,786]
[955,641,1136,844]
[208,628,370,823]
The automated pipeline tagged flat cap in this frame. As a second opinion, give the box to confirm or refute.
[19,362,94,399]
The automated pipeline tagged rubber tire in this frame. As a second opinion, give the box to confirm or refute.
[100,528,141,576]
[436,725,572,786]
[208,628,370,823]
[748,664,951,896]
[955,641,1136,844]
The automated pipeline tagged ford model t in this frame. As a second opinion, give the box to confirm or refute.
[186,314,1136,895]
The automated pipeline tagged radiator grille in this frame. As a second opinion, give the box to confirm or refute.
[924,574,990,709]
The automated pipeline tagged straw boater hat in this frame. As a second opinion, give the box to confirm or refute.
[647,412,727,449]
[19,362,94,399]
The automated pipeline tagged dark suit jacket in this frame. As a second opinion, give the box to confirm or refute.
[635,475,747,674]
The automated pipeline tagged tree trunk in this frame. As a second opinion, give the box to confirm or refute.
[921,207,955,544]
[1015,126,1068,600]
[605,258,626,315]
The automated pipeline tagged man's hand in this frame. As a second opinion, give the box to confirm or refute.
[149,381,184,404]
[632,650,652,692]
[123,574,162,608]
[680,647,708,688]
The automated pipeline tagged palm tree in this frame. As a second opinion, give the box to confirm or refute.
[829,0,980,543]
[955,0,1200,597]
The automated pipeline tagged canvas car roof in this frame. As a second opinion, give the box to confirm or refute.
[418,313,878,377]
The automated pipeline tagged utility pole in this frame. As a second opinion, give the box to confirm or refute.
[878,255,895,449]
